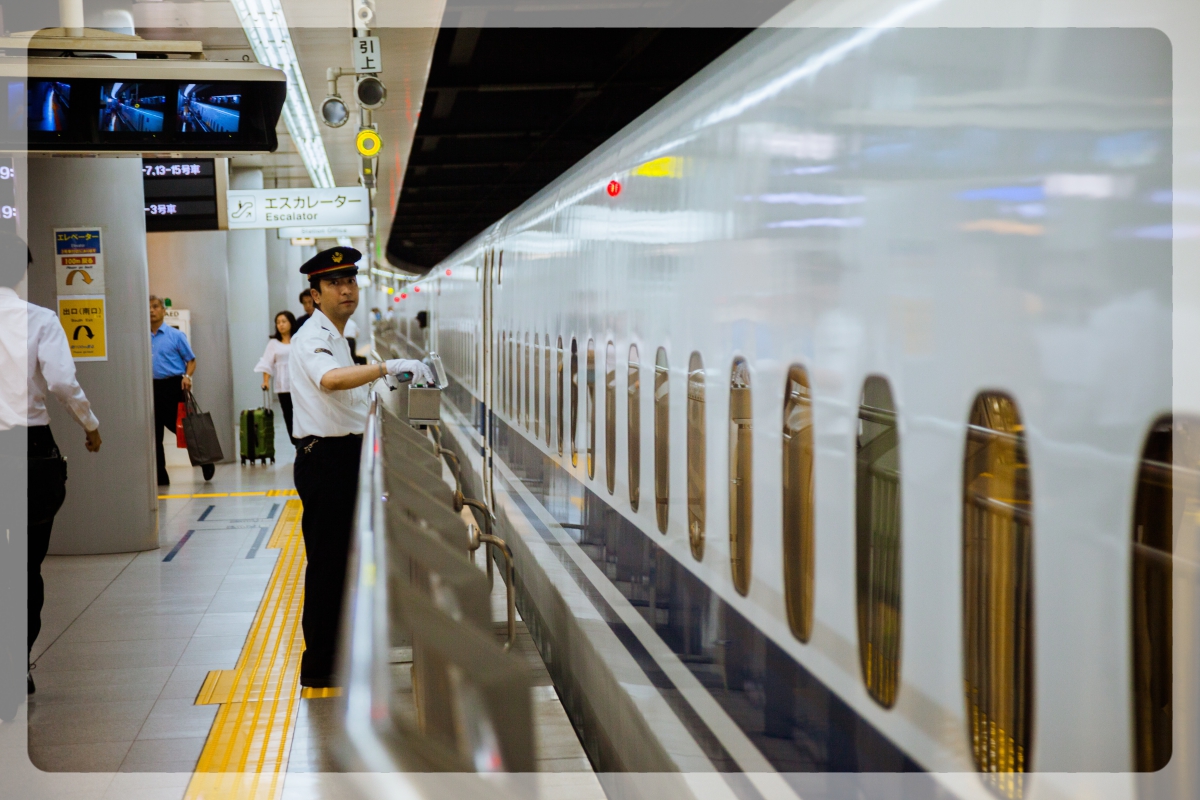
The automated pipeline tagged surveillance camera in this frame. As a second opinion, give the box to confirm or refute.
[355,76,386,110]
[321,95,350,127]
[354,0,376,28]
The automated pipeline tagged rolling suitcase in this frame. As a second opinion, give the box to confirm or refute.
[240,390,275,465]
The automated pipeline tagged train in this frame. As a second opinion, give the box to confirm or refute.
[380,4,1198,799]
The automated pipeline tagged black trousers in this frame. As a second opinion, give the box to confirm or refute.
[278,392,295,443]
[293,433,362,685]
[152,376,184,485]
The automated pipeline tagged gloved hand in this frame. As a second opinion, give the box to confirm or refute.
[385,359,435,385]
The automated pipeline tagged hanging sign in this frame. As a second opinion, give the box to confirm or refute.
[54,227,106,295]
[58,296,108,361]
[225,187,369,230]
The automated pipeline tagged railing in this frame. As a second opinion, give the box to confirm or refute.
[334,391,535,792]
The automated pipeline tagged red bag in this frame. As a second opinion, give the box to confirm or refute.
[176,402,187,447]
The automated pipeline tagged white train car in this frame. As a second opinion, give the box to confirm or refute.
[386,3,1199,798]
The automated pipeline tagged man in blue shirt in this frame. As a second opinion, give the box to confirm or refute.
[150,295,212,484]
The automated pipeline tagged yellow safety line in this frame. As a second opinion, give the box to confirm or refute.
[157,490,298,500]
[184,499,306,800]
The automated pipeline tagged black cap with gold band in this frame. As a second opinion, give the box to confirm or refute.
[300,246,362,282]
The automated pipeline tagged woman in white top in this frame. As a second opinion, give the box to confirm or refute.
[255,311,297,443]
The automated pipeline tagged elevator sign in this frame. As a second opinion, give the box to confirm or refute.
[54,227,106,295]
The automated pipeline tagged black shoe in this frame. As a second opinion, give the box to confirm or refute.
[201,463,215,480]
[27,673,34,695]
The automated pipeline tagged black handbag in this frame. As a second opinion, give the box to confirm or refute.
[182,391,225,466]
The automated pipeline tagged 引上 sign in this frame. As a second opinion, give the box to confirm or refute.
[226,187,369,230]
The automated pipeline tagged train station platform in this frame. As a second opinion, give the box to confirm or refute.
[4,425,604,800]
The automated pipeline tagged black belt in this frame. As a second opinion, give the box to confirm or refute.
[296,432,363,453]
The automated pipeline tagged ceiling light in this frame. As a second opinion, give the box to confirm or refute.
[229,0,335,188]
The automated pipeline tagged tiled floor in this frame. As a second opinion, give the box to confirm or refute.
[2,418,607,800]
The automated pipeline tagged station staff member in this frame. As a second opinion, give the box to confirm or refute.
[0,234,102,709]
[289,246,429,688]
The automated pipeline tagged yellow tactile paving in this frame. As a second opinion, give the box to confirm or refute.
[157,489,299,500]
[184,498,306,800]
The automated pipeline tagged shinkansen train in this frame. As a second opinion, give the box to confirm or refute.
[382,4,1198,799]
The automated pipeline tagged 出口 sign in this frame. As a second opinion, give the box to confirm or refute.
[226,187,369,230]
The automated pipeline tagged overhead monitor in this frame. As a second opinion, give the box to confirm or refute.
[0,58,286,154]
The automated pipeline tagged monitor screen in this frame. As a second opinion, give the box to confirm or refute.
[177,83,241,133]
[99,82,167,133]
[27,81,69,132]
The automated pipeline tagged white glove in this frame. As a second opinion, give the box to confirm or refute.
[385,359,434,385]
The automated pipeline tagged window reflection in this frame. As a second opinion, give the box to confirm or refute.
[570,338,579,468]
[628,345,641,512]
[963,393,1034,797]
[556,337,564,456]
[587,339,596,479]
[855,375,901,709]
[782,365,815,642]
[686,352,705,560]
[654,348,670,534]
[605,341,616,495]
[729,358,751,594]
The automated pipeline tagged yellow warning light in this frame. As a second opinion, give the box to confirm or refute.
[356,128,383,157]
[386,286,394,294]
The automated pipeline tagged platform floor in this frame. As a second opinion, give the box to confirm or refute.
[3,427,604,800]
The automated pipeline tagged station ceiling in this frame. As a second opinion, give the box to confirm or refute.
[385,27,755,271]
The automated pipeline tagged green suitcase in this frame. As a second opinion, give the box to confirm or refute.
[240,390,275,465]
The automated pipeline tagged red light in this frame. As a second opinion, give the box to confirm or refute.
[607,180,621,197]
[393,296,400,302]
[446,269,452,276]
[400,293,407,299]
[414,286,421,292]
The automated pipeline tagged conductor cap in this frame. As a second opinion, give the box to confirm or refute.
[300,246,361,281]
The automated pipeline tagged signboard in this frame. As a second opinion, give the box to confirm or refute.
[58,296,107,361]
[277,224,369,239]
[144,159,220,232]
[226,187,369,230]
[164,308,191,341]
[353,36,381,73]
[55,227,105,295]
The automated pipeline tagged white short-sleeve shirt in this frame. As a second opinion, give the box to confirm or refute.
[253,338,292,393]
[289,309,369,438]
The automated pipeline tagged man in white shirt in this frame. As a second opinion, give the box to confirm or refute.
[0,234,102,708]
[289,246,428,688]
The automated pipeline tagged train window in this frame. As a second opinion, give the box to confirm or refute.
[525,332,531,430]
[782,365,815,642]
[729,358,752,594]
[587,339,596,479]
[534,334,541,438]
[557,336,564,456]
[570,338,579,468]
[500,331,507,416]
[605,341,616,495]
[654,348,670,534]
[508,332,515,418]
[545,332,552,447]
[686,352,706,560]
[1132,416,1184,773]
[855,375,902,709]
[628,345,641,512]
[963,393,1034,795]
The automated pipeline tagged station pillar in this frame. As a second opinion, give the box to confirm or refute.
[227,169,271,417]
[26,157,158,554]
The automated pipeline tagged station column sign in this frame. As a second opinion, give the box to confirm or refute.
[54,227,108,361]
